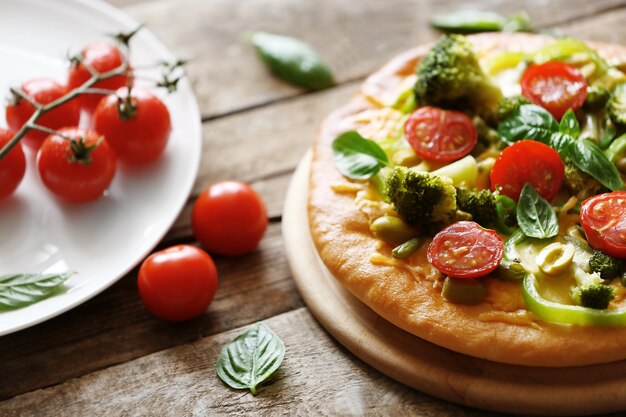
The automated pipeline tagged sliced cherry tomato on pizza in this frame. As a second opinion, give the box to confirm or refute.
[490,140,564,202]
[520,61,587,121]
[404,106,477,163]
[5,78,80,149]
[0,129,26,201]
[580,192,626,259]
[37,128,116,203]
[427,221,504,279]
[67,41,130,114]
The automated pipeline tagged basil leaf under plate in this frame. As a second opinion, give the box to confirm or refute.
[559,109,580,138]
[332,131,389,180]
[251,32,334,91]
[0,272,72,310]
[516,183,559,239]
[570,139,624,191]
[216,323,285,394]
[498,104,559,144]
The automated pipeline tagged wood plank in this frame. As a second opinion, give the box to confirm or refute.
[123,0,626,119]
[0,222,302,400]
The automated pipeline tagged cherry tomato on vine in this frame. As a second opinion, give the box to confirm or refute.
[520,61,587,121]
[37,128,116,203]
[490,140,564,202]
[67,41,130,113]
[0,129,26,201]
[5,78,80,149]
[427,221,504,279]
[404,106,477,163]
[93,87,171,164]
[192,181,268,256]
[580,192,626,259]
[138,244,218,321]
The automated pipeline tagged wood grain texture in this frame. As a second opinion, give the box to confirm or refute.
[123,0,626,119]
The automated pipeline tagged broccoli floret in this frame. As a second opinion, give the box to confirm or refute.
[384,167,457,227]
[497,95,530,122]
[414,34,503,123]
[608,83,626,128]
[455,188,496,227]
[562,161,603,200]
[571,264,615,309]
[584,85,610,111]
[589,250,622,280]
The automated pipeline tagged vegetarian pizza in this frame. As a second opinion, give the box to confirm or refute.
[308,33,626,367]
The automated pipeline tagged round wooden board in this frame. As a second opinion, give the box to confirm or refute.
[283,152,626,416]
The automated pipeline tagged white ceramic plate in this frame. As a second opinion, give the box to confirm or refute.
[0,0,202,335]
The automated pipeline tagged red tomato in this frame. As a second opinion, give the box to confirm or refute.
[580,192,626,259]
[520,61,587,121]
[490,140,564,202]
[0,129,26,200]
[427,221,504,279]
[37,128,116,203]
[138,244,218,321]
[192,181,268,256]
[67,42,130,113]
[5,78,80,149]
[93,87,171,164]
[404,106,477,163]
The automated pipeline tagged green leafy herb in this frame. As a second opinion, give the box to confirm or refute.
[430,10,532,34]
[559,109,580,138]
[0,272,72,310]
[498,104,559,144]
[516,183,559,239]
[251,32,334,90]
[548,131,575,158]
[332,131,389,179]
[216,323,285,395]
[570,139,624,191]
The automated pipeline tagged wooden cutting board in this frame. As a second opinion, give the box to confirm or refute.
[282,152,626,416]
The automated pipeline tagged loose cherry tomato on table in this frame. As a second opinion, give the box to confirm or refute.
[0,129,26,201]
[192,181,268,256]
[138,244,218,321]
[37,127,116,203]
[404,106,477,163]
[93,87,171,165]
[5,78,80,149]
[490,140,564,202]
[427,221,504,279]
[520,61,587,121]
[67,41,130,113]
[580,192,626,259]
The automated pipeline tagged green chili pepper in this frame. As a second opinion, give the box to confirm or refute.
[494,194,517,235]
[391,237,422,259]
[495,228,527,280]
[251,32,334,90]
[522,273,626,326]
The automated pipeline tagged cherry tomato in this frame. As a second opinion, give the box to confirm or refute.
[404,106,477,163]
[0,129,26,200]
[5,78,80,149]
[37,128,116,203]
[192,181,268,256]
[490,140,564,202]
[138,245,218,321]
[67,42,130,113]
[520,61,587,121]
[580,192,626,259]
[93,87,171,164]
[427,221,504,279]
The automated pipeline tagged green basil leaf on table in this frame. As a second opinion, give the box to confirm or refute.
[332,131,389,180]
[559,109,580,138]
[516,183,559,239]
[430,10,505,33]
[0,272,72,310]
[498,104,559,144]
[251,32,334,91]
[216,323,285,395]
[570,139,624,191]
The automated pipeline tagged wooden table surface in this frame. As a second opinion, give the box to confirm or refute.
[3,0,626,415]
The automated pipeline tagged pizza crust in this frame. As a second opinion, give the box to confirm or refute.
[308,32,626,367]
